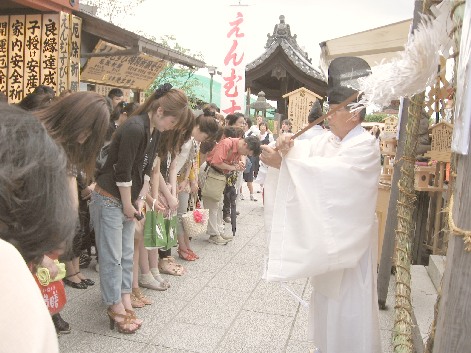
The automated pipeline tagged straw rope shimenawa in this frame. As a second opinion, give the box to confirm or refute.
[392,92,424,353]
[447,195,471,251]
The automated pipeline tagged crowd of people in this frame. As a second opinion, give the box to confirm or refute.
[0,84,268,348]
[1,55,382,353]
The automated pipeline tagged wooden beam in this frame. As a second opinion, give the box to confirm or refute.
[6,0,76,12]
[326,46,405,60]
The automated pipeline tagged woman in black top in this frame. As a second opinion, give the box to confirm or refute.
[90,84,190,334]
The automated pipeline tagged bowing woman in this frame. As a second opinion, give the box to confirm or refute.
[90,84,190,334]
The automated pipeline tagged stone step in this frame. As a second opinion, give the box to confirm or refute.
[427,255,446,292]
[411,265,438,353]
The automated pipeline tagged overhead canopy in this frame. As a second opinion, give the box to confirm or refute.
[319,19,412,69]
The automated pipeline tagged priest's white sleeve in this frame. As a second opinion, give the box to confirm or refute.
[265,133,381,290]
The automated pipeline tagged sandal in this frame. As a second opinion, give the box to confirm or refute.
[132,288,153,305]
[168,257,187,274]
[130,292,145,308]
[177,247,196,261]
[150,268,171,288]
[187,249,199,259]
[124,309,143,327]
[138,273,167,291]
[158,257,185,276]
[107,308,140,334]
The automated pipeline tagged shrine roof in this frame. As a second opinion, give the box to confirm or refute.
[246,16,325,82]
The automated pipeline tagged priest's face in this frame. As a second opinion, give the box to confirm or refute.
[327,104,360,140]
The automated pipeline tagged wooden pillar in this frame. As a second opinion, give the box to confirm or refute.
[432,139,471,352]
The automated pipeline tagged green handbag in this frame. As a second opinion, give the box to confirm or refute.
[164,212,178,250]
[144,209,166,249]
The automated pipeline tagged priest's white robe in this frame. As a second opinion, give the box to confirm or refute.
[264,125,382,353]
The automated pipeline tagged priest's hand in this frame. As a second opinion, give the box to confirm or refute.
[276,133,294,155]
[260,145,282,169]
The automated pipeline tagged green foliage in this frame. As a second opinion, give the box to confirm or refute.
[364,113,388,123]
[266,120,275,133]
[146,35,204,108]
[82,2,204,108]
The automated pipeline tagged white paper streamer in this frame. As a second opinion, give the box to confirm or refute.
[351,1,454,111]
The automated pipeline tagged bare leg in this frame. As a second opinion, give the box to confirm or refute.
[248,182,257,201]
[65,260,81,283]
[247,181,254,195]
[121,293,143,325]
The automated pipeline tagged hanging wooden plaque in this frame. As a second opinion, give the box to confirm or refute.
[40,14,59,94]
[24,15,42,95]
[69,15,81,92]
[0,16,8,97]
[8,15,25,103]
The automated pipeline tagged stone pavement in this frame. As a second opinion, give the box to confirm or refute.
[59,193,396,353]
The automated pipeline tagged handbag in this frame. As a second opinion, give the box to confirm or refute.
[201,167,226,201]
[144,201,167,249]
[33,274,67,315]
[182,195,209,237]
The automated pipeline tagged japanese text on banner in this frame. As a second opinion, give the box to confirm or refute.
[220,11,245,115]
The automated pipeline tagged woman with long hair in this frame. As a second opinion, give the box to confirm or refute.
[35,92,110,332]
[129,108,195,302]
[89,84,189,334]
[173,114,220,261]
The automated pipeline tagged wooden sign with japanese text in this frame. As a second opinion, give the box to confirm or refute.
[383,116,398,139]
[69,15,81,92]
[282,87,321,133]
[24,15,42,95]
[0,16,8,96]
[8,15,25,103]
[220,9,246,115]
[41,14,59,94]
[425,122,453,162]
[57,12,70,93]
[81,40,166,90]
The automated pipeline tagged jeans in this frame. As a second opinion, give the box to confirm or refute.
[89,192,135,305]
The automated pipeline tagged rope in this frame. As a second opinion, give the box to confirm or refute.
[447,194,471,251]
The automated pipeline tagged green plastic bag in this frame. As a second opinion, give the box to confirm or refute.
[144,210,166,249]
[164,213,178,250]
